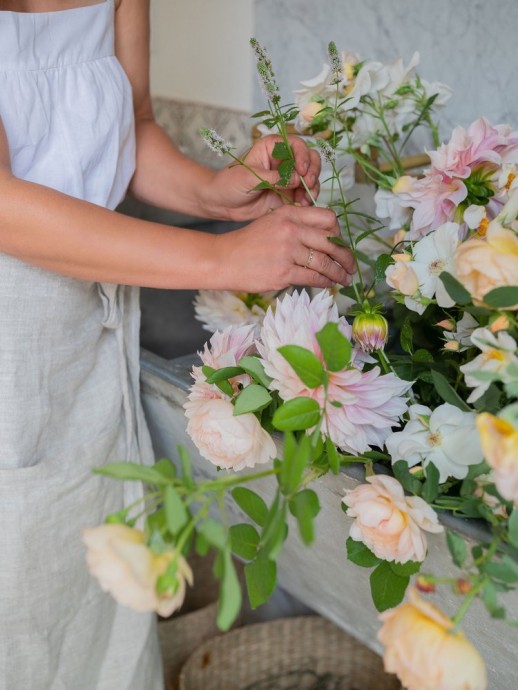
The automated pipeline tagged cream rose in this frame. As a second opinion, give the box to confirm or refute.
[343,475,443,563]
[83,524,193,617]
[476,412,518,503]
[300,101,324,123]
[385,256,419,296]
[379,589,487,690]
[455,222,518,308]
[184,397,276,471]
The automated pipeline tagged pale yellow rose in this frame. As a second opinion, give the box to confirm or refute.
[343,475,443,563]
[476,412,518,503]
[300,101,324,123]
[455,222,518,308]
[379,589,487,690]
[83,524,193,617]
[184,397,276,471]
[385,256,419,296]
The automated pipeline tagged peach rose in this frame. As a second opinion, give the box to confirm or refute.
[184,397,276,471]
[385,256,419,296]
[343,475,443,563]
[455,221,518,308]
[83,524,193,617]
[476,412,518,503]
[300,101,324,123]
[379,589,487,690]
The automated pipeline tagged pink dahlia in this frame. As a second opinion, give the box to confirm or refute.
[257,290,411,455]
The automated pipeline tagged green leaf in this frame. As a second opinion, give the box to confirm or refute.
[272,397,321,431]
[93,462,169,485]
[245,557,277,609]
[446,530,467,568]
[400,317,414,355]
[315,322,352,372]
[483,286,518,308]
[254,180,274,191]
[289,489,320,545]
[233,384,272,416]
[431,370,472,411]
[178,445,195,489]
[261,508,288,561]
[279,433,311,495]
[346,537,380,568]
[195,531,210,557]
[413,348,434,363]
[421,462,440,503]
[326,436,340,474]
[278,345,324,388]
[153,458,176,480]
[278,159,295,185]
[389,560,422,577]
[238,355,273,388]
[392,460,422,496]
[370,561,410,612]
[482,556,518,583]
[198,518,227,551]
[481,579,506,619]
[508,509,518,548]
[206,366,244,383]
[439,272,472,306]
[164,485,189,535]
[229,523,260,560]
[231,487,268,527]
[271,141,291,160]
[375,253,395,282]
[217,550,242,631]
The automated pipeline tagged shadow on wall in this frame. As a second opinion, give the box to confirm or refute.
[118,197,244,360]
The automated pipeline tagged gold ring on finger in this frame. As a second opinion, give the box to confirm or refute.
[304,247,315,269]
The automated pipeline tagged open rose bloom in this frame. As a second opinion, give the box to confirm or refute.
[379,589,487,690]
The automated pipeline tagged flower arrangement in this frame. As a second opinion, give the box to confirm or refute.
[84,40,518,690]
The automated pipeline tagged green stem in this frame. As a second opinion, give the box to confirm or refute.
[451,576,487,629]
[228,152,293,205]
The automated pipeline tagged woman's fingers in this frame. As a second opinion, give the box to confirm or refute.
[296,246,354,286]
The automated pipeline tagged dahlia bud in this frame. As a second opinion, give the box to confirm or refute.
[351,307,389,353]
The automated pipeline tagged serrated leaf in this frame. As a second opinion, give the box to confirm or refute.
[278,345,324,388]
[315,322,352,372]
[245,557,277,609]
[278,159,295,185]
[440,272,472,305]
[446,530,467,568]
[229,523,260,560]
[238,355,273,388]
[375,253,395,282]
[431,370,472,411]
[254,180,274,191]
[231,487,268,527]
[289,489,320,545]
[233,384,272,416]
[422,462,440,503]
[164,485,189,535]
[346,537,380,568]
[389,560,421,577]
[272,397,321,431]
[271,141,291,160]
[217,550,242,631]
[370,561,410,612]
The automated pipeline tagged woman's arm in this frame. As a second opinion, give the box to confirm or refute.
[115,0,321,221]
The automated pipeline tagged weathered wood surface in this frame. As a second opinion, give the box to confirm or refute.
[140,350,518,689]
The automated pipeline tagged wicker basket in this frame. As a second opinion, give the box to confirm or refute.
[158,553,242,690]
[179,615,402,690]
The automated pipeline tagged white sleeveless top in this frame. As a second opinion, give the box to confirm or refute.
[0,2,162,688]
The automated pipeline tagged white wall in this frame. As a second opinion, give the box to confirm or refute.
[150,0,254,112]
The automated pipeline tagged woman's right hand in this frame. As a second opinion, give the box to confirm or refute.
[213,205,356,292]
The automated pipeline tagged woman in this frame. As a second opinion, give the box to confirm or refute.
[0,1,354,688]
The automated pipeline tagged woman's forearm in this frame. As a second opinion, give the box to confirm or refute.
[0,171,224,289]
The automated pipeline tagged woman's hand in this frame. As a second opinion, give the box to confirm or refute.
[207,134,322,222]
[212,205,356,292]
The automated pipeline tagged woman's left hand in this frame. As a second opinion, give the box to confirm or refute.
[208,134,322,221]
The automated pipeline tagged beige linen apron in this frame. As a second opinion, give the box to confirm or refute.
[0,1,163,687]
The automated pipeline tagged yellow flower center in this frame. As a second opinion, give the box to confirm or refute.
[476,216,489,237]
[505,172,517,191]
[482,348,505,363]
[428,431,442,447]
[429,259,445,275]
